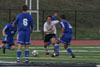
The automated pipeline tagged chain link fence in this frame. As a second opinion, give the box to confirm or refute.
[0,9,100,40]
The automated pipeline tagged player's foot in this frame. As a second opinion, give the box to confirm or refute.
[16,59,20,62]
[72,56,75,58]
[51,54,59,57]
[45,52,49,55]
[25,60,29,63]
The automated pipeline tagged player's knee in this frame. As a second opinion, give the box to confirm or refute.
[56,40,60,44]
[64,45,68,49]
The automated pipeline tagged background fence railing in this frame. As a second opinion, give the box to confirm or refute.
[0,9,100,40]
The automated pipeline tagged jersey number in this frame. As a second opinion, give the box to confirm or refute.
[23,18,28,26]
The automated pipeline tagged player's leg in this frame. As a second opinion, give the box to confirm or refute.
[16,31,24,62]
[24,31,31,63]
[64,38,75,58]
[17,44,22,62]
[51,39,59,57]
[24,45,29,63]
[1,37,8,54]
[44,34,51,55]
[7,39,15,50]
[46,40,51,52]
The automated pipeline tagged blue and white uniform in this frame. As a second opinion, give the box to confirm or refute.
[14,13,34,45]
[2,23,17,46]
[57,20,73,45]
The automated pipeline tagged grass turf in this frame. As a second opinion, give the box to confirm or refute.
[0,45,100,63]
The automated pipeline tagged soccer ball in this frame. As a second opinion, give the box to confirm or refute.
[32,50,38,56]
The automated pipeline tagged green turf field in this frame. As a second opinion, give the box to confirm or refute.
[0,45,100,63]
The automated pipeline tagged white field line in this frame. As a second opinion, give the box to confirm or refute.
[0,50,100,53]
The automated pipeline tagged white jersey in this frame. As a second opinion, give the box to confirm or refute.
[44,20,59,34]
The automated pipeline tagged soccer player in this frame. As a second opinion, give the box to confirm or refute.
[47,12,59,51]
[52,12,58,21]
[14,5,34,63]
[43,16,59,55]
[0,18,17,54]
[52,15,75,58]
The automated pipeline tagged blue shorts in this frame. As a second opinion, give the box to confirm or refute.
[2,36,14,46]
[17,31,31,45]
[57,33,72,45]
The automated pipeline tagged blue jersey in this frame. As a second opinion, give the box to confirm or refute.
[52,16,56,21]
[14,13,34,32]
[60,20,73,33]
[3,23,17,38]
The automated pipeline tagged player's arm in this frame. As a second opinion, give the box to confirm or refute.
[59,22,65,39]
[2,25,8,37]
[13,15,19,26]
[43,23,54,33]
[52,20,59,25]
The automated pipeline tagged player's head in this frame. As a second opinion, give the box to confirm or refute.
[60,15,66,20]
[22,5,28,12]
[11,18,16,27]
[12,18,16,23]
[54,12,58,17]
[46,16,52,24]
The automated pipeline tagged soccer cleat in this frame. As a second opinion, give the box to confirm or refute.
[72,56,75,58]
[25,60,29,63]
[17,59,20,62]
[51,54,59,57]
[45,52,49,55]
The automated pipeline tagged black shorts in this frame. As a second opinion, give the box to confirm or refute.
[44,34,56,42]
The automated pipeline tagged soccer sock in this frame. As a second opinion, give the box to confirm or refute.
[54,44,59,54]
[17,50,21,60]
[0,45,1,49]
[67,48,74,56]
[25,49,29,60]
[45,46,49,52]
[3,46,7,49]
[48,40,51,46]
[7,46,11,50]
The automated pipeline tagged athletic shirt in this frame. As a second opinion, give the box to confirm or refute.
[44,20,59,34]
[60,20,73,33]
[3,23,17,38]
[14,13,34,32]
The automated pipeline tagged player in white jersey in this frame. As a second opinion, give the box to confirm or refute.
[43,16,59,55]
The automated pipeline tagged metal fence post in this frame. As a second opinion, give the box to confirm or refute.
[42,10,45,40]
[74,10,77,40]
[8,9,12,22]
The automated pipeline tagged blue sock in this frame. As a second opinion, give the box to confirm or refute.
[67,48,74,56]
[48,40,51,46]
[54,44,59,54]
[4,46,7,49]
[0,46,1,49]
[7,46,11,50]
[25,49,29,60]
[17,50,21,60]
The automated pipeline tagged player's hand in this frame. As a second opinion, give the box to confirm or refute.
[59,34,62,39]
[50,30,54,33]
[3,33,5,37]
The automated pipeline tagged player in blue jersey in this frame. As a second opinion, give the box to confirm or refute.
[52,12,58,21]
[0,18,17,54]
[14,5,34,63]
[52,15,75,58]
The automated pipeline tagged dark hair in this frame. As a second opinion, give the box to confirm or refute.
[22,5,28,11]
[12,18,16,22]
[46,16,52,19]
[60,15,66,19]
